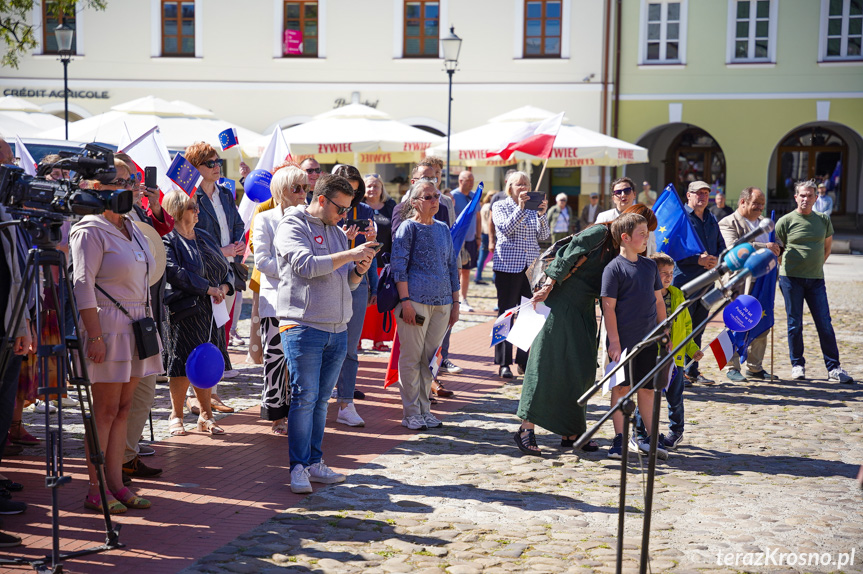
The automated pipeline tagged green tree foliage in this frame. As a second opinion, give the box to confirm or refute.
[1,0,107,68]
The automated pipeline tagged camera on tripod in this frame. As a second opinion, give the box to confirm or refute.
[0,143,134,247]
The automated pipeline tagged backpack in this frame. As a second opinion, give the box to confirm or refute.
[526,225,612,291]
[376,252,398,333]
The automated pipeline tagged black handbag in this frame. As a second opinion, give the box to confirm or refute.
[95,231,160,360]
[166,293,201,322]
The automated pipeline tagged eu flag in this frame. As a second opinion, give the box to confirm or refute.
[732,211,777,362]
[218,128,239,151]
[450,181,483,254]
[218,177,236,199]
[653,184,706,260]
[167,153,202,196]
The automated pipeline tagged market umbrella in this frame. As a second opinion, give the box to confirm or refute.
[0,95,65,138]
[264,103,443,164]
[426,105,648,167]
[38,96,262,153]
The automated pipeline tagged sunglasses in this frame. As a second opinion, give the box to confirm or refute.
[418,193,441,202]
[305,167,322,175]
[186,204,200,213]
[110,178,134,187]
[612,186,633,196]
[325,195,351,215]
[202,159,224,168]
[293,184,309,193]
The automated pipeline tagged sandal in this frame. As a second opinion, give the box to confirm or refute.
[111,487,151,509]
[210,396,234,414]
[84,493,126,515]
[372,342,389,352]
[513,427,543,457]
[168,417,187,437]
[271,419,288,436]
[197,416,225,435]
[186,397,201,416]
[561,435,600,452]
[9,421,40,446]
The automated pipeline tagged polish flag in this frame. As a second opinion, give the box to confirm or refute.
[428,328,450,379]
[14,135,37,176]
[120,125,178,203]
[709,329,734,370]
[488,112,565,161]
[384,330,401,388]
[237,127,292,231]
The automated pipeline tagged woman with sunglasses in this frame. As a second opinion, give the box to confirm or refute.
[161,190,234,436]
[595,177,637,225]
[391,180,460,431]
[186,142,244,414]
[360,174,397,352]
[70,158,162,513]
[252,166,309,435]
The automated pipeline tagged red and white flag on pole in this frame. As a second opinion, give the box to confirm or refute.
[709,329,734,370]
[237,127,292,231]
[120,125,178,200]
[487,112,565,161]
[13,135,37,176]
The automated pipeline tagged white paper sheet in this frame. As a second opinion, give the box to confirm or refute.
[505,297,551,352]
[602,347,629,396]
[212,298,230,328]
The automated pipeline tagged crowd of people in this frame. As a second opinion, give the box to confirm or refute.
[0,134,856,547]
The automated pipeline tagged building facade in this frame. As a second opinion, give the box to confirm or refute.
[2,0,612,193]
[616,0,863,225]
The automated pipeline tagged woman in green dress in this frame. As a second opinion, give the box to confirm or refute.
[513,221,618,456]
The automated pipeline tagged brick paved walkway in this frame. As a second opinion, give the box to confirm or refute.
[0,318,501,573]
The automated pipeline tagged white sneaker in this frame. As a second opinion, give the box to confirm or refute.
[828,367,854,384]
[422,413,443,428]
[637,437,669,460]
[307,461,346,484]
[791,365,806,380]
[33,400,57,414]
[290,465,313,493]
[442,359,463,374]
[331,387,338,399]
[459,299,474,313]
[401,415,428,430]
[336,403,365,427]
[230,334,248,346]
[52,396,78,408]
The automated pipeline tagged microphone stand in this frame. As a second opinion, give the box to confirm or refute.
[575,286,735,574]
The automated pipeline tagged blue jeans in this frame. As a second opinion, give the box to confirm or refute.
[336,278,368,403]
[778,276,841,371]
[635,367,684,438]
[475,233,490,282]
[282,326,348,469]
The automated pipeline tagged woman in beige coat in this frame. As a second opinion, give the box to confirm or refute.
[70,161,162,514]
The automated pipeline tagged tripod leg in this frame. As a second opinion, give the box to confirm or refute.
[615,398,635,574]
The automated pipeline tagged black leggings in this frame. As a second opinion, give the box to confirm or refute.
[494,269,532,369]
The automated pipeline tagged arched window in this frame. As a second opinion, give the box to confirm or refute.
[776,126,846,213]
[665,127,725,196]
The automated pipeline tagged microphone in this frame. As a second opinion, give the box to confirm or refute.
[681,242,754,297]
[730,218,774,248]
[701,248,777,307]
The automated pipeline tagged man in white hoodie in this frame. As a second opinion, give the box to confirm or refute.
[276,173,376,494]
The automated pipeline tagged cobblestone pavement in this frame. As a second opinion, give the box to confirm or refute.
[171,256,862,574]
[13,258,863,573]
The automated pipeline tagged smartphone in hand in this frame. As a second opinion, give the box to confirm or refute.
[523,192,545,210]
[344,219,370,231]
[144,166,157,189]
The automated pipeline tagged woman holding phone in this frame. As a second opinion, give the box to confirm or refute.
[391,179,459,431]
[491,171,549,379]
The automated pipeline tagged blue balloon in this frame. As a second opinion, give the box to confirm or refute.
[244,169,272,203]
[186,342,225,389]
[723,294,763,332]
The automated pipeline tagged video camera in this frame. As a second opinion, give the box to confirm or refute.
[0,144,133,247]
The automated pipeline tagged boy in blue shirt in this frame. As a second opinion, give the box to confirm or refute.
[600,213,667,459]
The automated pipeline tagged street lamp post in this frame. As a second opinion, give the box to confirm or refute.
[54,24,74,140]
[441,26,462,190]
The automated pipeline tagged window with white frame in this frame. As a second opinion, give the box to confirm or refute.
[822,0,862,60]
[728,0,776,62]
[640,0,687,64]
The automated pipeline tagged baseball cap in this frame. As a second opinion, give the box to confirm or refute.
[687,181,710,193]
[590,192,599,198]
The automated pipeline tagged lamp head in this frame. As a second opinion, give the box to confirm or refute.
[54,23,74,54]
[441,26,462,71]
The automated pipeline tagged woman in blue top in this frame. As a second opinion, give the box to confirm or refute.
[391,180,460,431]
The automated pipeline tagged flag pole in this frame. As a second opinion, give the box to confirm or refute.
[770,326,774,380]
[533,157,551,192]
